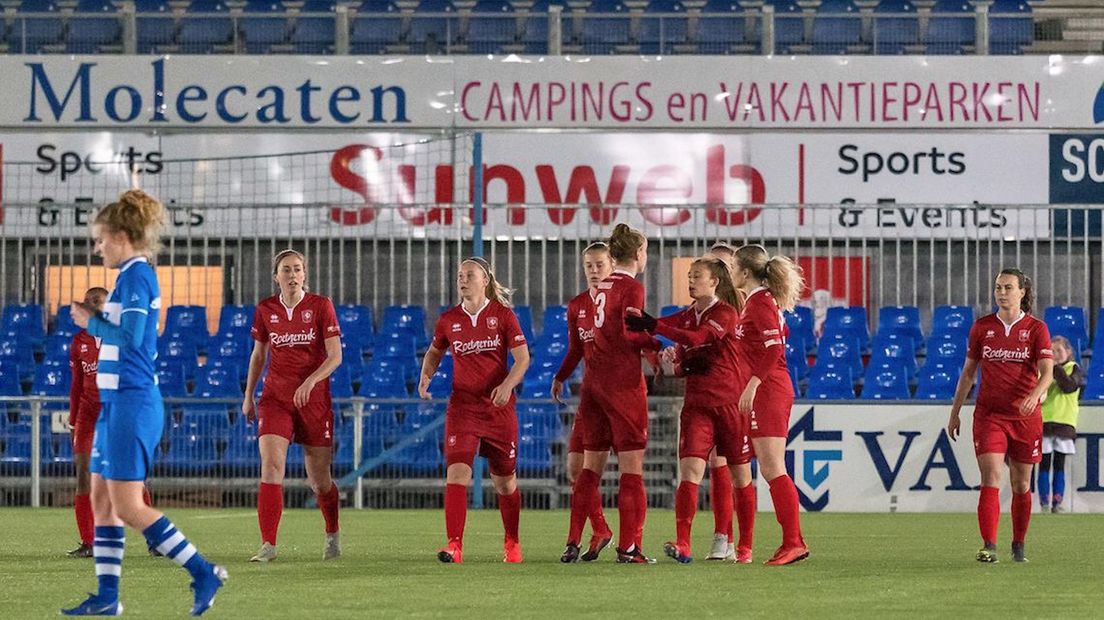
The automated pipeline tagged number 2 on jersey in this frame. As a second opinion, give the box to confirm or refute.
[594,292,607,328]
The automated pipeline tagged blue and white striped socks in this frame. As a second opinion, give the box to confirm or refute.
[142,516,213,580]
[94,526,125,601]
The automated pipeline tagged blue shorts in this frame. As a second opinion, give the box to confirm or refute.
[90,389,165,482]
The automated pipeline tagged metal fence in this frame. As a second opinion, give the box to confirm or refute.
[1,5,1098,56]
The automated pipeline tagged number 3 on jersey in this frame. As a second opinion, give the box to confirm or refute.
[593,292,607,328]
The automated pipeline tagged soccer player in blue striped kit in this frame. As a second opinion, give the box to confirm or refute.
[62,190,226,617]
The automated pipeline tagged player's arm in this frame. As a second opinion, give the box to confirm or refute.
[653,313,722,349]
[87,279,149,350]
[738,309,780,414]
[68,337,81,427]
[553,304,583,401]
[1053,363,1084,393]
[622,284,662,350]
[1019,326,1055,415]
[492,344,531,407]
[294,335,342,409]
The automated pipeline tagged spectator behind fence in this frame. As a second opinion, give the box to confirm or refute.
[1038,335,1084,513]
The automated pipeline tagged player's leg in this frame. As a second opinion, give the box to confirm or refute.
[707,449,734,560]
[305,444,340,560]
[755,436,809,566]
[490,469,522,563]
[975,451,1006,562]
[254,434,290,561]
[68,446,95,557]
[563,390,611,561]
[62,472,125,615]
[665,455,706,564]
[1051,451,1068,511]
[569,397,613,544]
[614,448,649,563]
[566,451,583,485]
[1009,459,1034,562]
[440,430,479,563]
[578,449,613,561]
[730,461,756,564]
[1037,448,1053,511]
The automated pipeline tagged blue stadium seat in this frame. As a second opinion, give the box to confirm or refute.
[285,442,306,475]
[925,0,974,55]
[135,0,174,53]
[861,363,910,400]
[164,305,209,352]
[1045,306,1088,355]
[1094,308,1104,356]
[31,364,70,411]
[409,0,459,53]
[581,0,630,55]
[207,334,250,371]
[157,363,189,398]
[540,304,568,340]
[930,305,972,340]
[927,334,967,367]
[217,304,255,338]
[350,0,402,53]
[44,334,72,364]
[785,341,810,380]
[380,305,428,349]
[179,405,231,436]
[158,337,199,381]
[914,365,957,400]
[1083,365,1104,400]
[0,337,35,383]
[197,365,243,398]
[330,363,355,400]
[638,0,688,55]
[341,339,366,382]
[823,306,870,351]
[873,0,918,54]
[467,0,516,54]
[806,367,854,400]
[815,333,863,380]
[335,303,375,353]
[518,403,562,437]
[784,305,817,354]
[2,304,46,352]
[764,0,804,54]
[512,305,535,343]
[161,426,218,475]
[517,434,553,475]
[178,0,234,53]
[696,0,746,54]
[869,333,917,380]
[54,305,77,337]
[389,409,443,473]
[989,0,1031,55]
[223,417,259,471]
[877,305,924,351]
[10,0,63,54]
[521,0,570,54]
[240,0,288,54]
[291,0,336,53]
[0,363,23,400]
[811,0,860,55]
[68,0,121,53]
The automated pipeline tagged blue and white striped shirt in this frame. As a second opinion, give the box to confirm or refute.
[93,256,161,400]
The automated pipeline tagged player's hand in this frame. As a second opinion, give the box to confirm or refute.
[70,302,94,329]
[242,396,257,424]
[682,356,710,376]
[293,379,316,409]
[490,383,512,407]
[625,310,657,333]
[551,379,564,404]
[1018,393,1042,416]
[418,373,432,400]
[947,412,960,441]
[738,383,757,414]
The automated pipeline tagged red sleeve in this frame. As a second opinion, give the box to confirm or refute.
[655,311,728,349]
[321,298,342,340]
[431,317,450,352]
[744,302,783,382]
[965,320,982,361]
[68,334,81,426]
[250,304,268,343]
[622,280,658,350]
[503,308,527,349]
[1035,322,1053,360]
[555,301,583,383]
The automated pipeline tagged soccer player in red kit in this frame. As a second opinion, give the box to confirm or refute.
[627,257,756,564]
[948,269,1053,563]
[419,257,531,564]
[243,249,344,562]
[565,223,659,564]
[553,242,615,562]
[730,244,809,566]
[66,287,109,558]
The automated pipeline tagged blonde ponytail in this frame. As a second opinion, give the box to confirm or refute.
[94,189,166,258]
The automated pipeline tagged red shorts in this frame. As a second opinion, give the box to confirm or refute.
[257,393,334,447]
[567,387,603,454]
[444,409,518,476]
[679,403,753,464]
[748,386,793,439]
[71,419,97,455]
[579,383,648,453]
[972,412,1042,464]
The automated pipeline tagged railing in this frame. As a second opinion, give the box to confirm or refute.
[1,6,1099,55]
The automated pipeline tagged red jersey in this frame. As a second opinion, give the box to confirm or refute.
[734,287,793,398]
[656,299,743,407]
[590,270,656,391]
[251,293,341,403]
[432,300,528,410]
[967,313,1052,418]
[68,329,101,425]
[554,290,598,384]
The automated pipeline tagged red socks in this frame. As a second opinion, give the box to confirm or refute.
[711,466,734,542]
[74,493,94,545]
[734,482,756,553]
[1012,491,1032,545]
[258,482,283,545]
[767,475,805,548]
[316,483,340,534]
[498,488,521,542]
[977,486,1000,546]
[675,481,699,553]
[618,473,646,551]
[142,486,153,507]
[589,486,611,538]
[445,483,468,545]
[568,469,600,545]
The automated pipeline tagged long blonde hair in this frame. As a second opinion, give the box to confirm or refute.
[692,256,743,312]
[463,257,513,308]
[733,244,805,311]
[94,189,166,258]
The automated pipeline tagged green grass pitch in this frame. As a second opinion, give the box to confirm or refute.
[1,508,1100,618]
